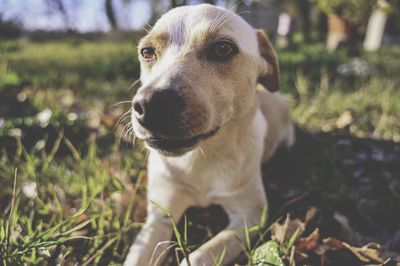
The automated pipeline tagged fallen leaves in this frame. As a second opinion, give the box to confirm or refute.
[271,216,305,246]
[341,241,383,263]
[296,233,386,265]
[251,208,396,266]
[296,228,320,256]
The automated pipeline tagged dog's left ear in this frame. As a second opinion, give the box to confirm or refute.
[256,29,280,92]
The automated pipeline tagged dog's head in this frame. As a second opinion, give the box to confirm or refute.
[131,4,279,156]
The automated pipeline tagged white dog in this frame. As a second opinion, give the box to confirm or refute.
[125,4,294,266]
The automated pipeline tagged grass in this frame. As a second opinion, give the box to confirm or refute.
[0,38,399,265]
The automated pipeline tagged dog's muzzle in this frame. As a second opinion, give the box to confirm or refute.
[133,88,185,135]
[145,127,219,154]
[132,87,219,155]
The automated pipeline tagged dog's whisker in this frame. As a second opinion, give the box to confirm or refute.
[118,126,128,144]
[128,78,142,91]
[107,101,132,110]
[209,2,231,33]
[118,114,132,126]
[131,134,136,149]
[113,108,133,131]
[124,123,137,148]
[124,122,136,147]
[119,122,132,144]
[126,124,136,145]
[123,122,135,142]
[210,7,231,33]
[236,10,251,16]
[209,6,224,33]
[210,0,245,33]
[114,108,132,125]
[210,0,243,33]
[199,147,207,159]
[227,0,245,12]
[141,23,153,34]
[214,13,236,32]
[144,23,153,33]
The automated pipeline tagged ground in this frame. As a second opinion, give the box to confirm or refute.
[0,38,399,265]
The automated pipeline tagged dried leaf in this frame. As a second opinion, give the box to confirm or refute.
[271,215,305,245]
[295,228,320,262]
[342,242,384,264]
[296,228,320,252]
[317,237,385,264]
[305,207,317,223]
[322,237,345,249]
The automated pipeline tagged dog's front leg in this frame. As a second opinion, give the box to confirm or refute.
[124,185,195,266]
[180,178,267,266]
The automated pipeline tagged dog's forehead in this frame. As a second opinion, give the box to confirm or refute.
[151,4,258,53]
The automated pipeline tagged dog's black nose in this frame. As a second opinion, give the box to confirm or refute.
[133,88,184,134]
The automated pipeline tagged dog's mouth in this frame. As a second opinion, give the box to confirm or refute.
[145,127,219,154]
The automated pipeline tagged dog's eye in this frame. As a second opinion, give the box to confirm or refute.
[141,47,156,60]
[209,41,237,61]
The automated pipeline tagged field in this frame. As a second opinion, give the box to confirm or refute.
[0,38,400,265]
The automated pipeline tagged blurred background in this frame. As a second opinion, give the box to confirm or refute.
[1,0,400,265]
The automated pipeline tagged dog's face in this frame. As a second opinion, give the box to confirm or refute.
[131,4,279,156]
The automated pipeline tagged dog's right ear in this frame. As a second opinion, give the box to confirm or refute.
[256,29,280,92]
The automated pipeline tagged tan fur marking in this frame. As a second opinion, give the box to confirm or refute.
[256,29,280,92]
[138,31,170,57]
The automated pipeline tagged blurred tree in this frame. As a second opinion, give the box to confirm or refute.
[171,0,187,8]
[386,0,400,36]
[0,14,22,39]
[364,0,392,51]
[318,0,399,50]
[281,0,312,45]
[317,0,376,26]
[105,0,118,30]
[45,0,77,31]
[317,0,376,50]
[297,0,311,42]
[0,0,23,38]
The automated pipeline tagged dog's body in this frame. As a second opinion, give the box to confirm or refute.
[125,4,294,266]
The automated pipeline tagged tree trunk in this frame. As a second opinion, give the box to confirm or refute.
[105,0,118,30]
[363,0,389,51]
[46,0,71,30]
[298,0,311,42]
[327,14,349,51]
[171,0,187,8]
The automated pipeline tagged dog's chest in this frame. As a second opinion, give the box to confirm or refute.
[157,150,254,206]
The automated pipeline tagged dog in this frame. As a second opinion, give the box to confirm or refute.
[124,4,294,266]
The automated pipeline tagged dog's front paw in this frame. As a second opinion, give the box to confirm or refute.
[179,250,213,266]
